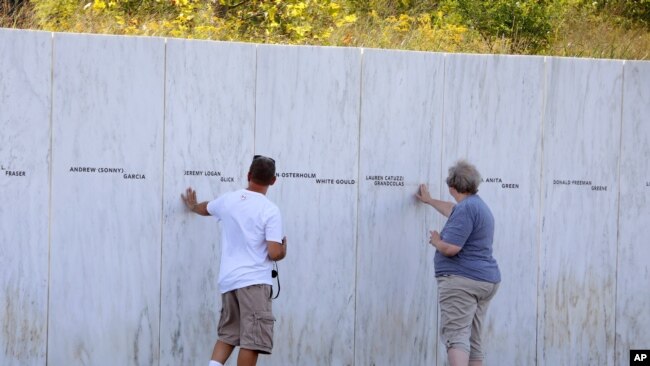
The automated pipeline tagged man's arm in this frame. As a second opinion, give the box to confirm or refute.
[415,184,454,218]
[267,237,287,261]
[429,230,462,257]
[181,187,211,216]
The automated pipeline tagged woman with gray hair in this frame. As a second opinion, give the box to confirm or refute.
[416,160,500,366]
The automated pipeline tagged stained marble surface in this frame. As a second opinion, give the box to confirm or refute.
[3,28,649,366]
[0,29,51,366]
[441,53,545,366]
[616,61,650,366]
[355,49,443,366]
[539,57,623,366]
[160,39,256,366]
[48,33,165,366]
[254,44,361,366]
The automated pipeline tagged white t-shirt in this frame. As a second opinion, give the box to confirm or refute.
[207,189,283,294]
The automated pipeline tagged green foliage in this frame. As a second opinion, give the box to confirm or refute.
[214,0,358,43]
[450,0,553,53]
[28,0,358,42]
[346,0,440,16]
[33,0,77,29]
[335,10,488,52]
[546,0,650,58]
[5,0,647,59]
[584,0,650,26]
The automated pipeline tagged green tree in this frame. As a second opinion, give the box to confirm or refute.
[450,0,552,52]
[346,0,441,16]
[585,0,650,26]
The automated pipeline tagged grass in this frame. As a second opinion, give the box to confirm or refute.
[1,0,648,60]
[1,1,36,29]
[548,11,650,59]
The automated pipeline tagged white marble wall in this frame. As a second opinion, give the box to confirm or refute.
[442,54,545,366]
[48,33,165,365]
[0,29,51,366]
[616,61,650,366]
[538,57,623,366]
[2,29,649,366]
[355,49,443,366]
[254,44,361,366]
[160,39,256,366]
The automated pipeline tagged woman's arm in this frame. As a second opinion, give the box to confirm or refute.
[429,230,462,257]
[415,184,454,217]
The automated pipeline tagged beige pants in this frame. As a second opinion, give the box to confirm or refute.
[437,275,499,360]
[218,284,275,354]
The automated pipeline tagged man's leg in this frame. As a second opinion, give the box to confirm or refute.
[237,348,260,366]
[213,290,241,365]
[238,285,275,357]
[211,340,235,364]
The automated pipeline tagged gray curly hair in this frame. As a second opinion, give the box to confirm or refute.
[445,160,481,194]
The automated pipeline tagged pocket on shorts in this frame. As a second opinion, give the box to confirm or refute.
[217,308,225,330]
[217,308,228,338]
[253,311,275,349]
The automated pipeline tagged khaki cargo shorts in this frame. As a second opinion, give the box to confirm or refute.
[437,275,499,360]
[218,284,275,354]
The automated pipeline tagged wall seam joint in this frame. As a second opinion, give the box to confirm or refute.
[613,59,626,365]
[535,55,549,366]
[45,30,55,366]
[253,44,259,155]
[157,37,169,366]
[352,47,364,366]
[435,52,448,366]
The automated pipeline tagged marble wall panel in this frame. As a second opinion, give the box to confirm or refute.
[355,49,443,366]
[254,44,360,366]
[616,61,650,366]
[48,33,165,366]
[0,29,51,366]
[160,39,256,366]
[441,54,544,366]
[3,27,647,365]
[539,57,623,366]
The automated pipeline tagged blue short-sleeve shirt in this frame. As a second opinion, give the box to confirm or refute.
[435,195,501,283]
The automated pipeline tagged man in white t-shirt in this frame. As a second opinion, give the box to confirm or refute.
[181,155,286,366]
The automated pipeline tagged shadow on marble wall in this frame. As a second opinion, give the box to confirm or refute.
[48,32,165,365]
[616,61,650,366]
[254,44,361,366]
[442,53,545,366]
[539,58,623,366]
[356,48,443,366]
[1,28,649,366]
[160,39,256,366]
[0,28,51,366]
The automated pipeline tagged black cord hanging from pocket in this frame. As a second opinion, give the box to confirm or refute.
[270,261,280,299]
